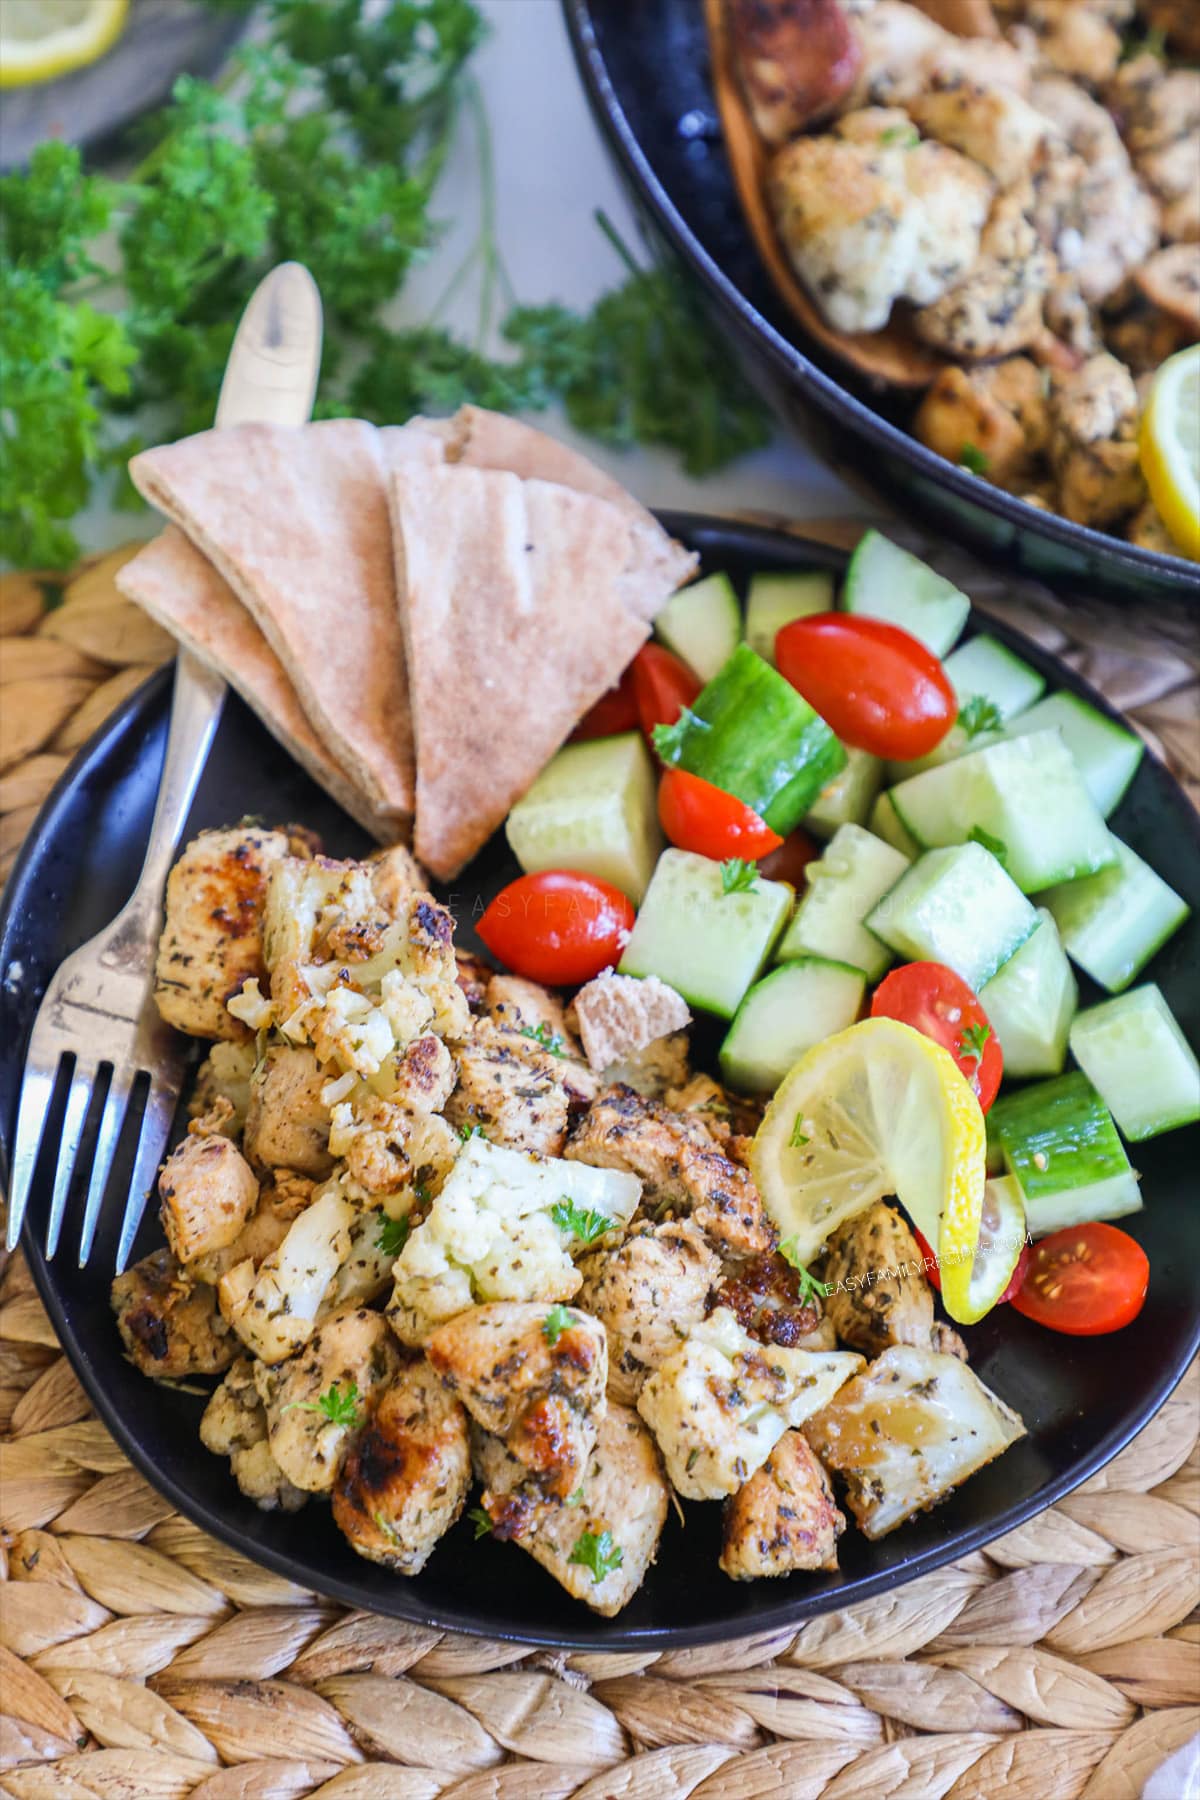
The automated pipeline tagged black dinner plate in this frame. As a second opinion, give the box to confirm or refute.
[2,518,1197,1651]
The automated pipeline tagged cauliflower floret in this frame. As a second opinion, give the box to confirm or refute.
[218,1174,357,1363]
[328,1093,460,1199]
[200,1357,307,1512]
[322,1203,409,1310]
[386,1135,641,1346]
[908,73,1049,186]
[189,1041,257,1135]
[637,1306,863,1501]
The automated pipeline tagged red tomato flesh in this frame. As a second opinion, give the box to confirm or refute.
[477,871,635,987]
[658,768,783,860]
[870,961,1003,1110]
[571,668,638,741]
[775,613,956,760]
[1010,1223,1149,1336]
[911,1224,1029,1306]
[631,643,701,742]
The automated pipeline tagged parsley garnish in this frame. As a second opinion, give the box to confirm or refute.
[958,695,1004,738]
[566,1484,586,1506]
[958,443,990,476]
[720,858,758,896]
[880,124,920,148]
[789,1115,810,1149]
[282,1381,363,1430]
[467,1505,493,1539]
[959,1022,991,1065]
[652,706,710,766]
[376,1213,411,1258]
[968,826,1008,864]
[519,1022,566,1057]
[459,1123,487,1142]
[568,1529,624,1584]
[542,1303,576,1346]
[551,1199,614,1244]
[779,1238,833,1306]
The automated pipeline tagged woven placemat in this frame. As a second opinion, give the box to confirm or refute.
[1,526,1198,1800]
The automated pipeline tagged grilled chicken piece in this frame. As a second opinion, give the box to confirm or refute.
[720,1430,845,1580]
[200,1357,307,1512]
[569,971,691,1076]
[155,826,304,1041]
[244,1045,335,1178]
[805,1345,1026,1538]
[1028,79,1159,305]
[727,0,862,145]
[638,1306,863,1500]
[332,1358,471,1573]
[426,1301,608,1501]
[915,355,1051,489]
[576,1218,721,1406]
[1024,0,1121,85]
[908,74,1050,186]
[913,193,1055,358]
[819,1203,938,1357]
[716,1251,832,1350]
[188,1175,313,1286]
[329,1092,460,1200]
[1048,351,1146,528]
[189,1042,256,1136]
[157,1128,259,1266]
[446,1018,575,1156]
[112,1249,236,1378]
[486,975,599,1110]
[1108,56,1200,242]
[566,1085,775,1258]
[842,1,1031,112]
[455,951,495,1015]
[475,1402,669,1618]
[255,1305,402,1494]
[218,1176,356,1363]
[1135,243,1200,336]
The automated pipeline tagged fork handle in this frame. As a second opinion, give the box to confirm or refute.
[125,650,228,927]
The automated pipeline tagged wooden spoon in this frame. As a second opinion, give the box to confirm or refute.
[704,0,946,390]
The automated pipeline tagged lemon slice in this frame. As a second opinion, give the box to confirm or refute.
[0,0,128,88]
[1139,345,1200,562]
[752,1017,986,1324]
[953,1174,1027,1325]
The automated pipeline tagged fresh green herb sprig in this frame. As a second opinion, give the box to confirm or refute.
[376,1213,411,1257]
[282,1380,364,1428]
[542,1303,576,1346]
[569,1528,624,1584]
[467,1505,493,1539]
[519,1022,567,1057]
[720,858,758,896]
[958,695,1004,738]
[551,1198,614,1244]
[959,1021,991,1065]
[968,826,1009,864]
[958,442,990,476]
[778,1238,833,1306]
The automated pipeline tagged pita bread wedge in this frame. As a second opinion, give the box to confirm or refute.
[117,528,401,842]
[390,464,656,879]
[419,406,698,617]
[128,420,440,822]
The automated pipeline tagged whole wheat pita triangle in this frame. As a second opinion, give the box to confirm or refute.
[390,463,659,879]
[128,419,442,824]
[117,527,399,841]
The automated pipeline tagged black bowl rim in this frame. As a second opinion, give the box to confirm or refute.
[561,0,1200,598]
[4,517,1199,1650]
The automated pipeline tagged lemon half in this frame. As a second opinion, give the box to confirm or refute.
[1139,345,1200,562]
[0,0,128,88]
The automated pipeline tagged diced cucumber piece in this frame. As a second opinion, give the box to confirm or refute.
[1006,692,1144,818]
[841,530,970,656]
[944,635,1046,723]
[719,957,866,1092]
[744,570,833,665]
[979,908,1077,1078]
[662,644,846,837]
[869,791,921,859]
[778,823,909,982]
[889,731,1116,892]
[654,572,742,683]
[805,746,884,839]
[886,721,1004,785]
[1068,984,1200,1141]
[619,848,792,1019]
[505,731,662,904]
[866,842,1037,992]
[989,1071,1141,1237]
[1042,837,1190,993]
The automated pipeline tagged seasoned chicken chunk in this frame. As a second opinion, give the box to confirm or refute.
[716,1251,833,1351]
[455,951,494,1015]
[819,1202,937,1357]
[244,1045,334,1178]
[1028,81,1159,304]
[218,1175,356,1363]
[569,971,691,1075]
[1048,351,1146,527]
[155,826,303,1041]
[157,1128,259,1265]
[913,193,1056,358]
[720,1430,845,1581]
[843,1,1031,112]
[1024,0,1121,86]
[476,1403,669,1618]
[485,976,599,1110]
[446,1018,574,1156]
[915,355,1051,489]
[637,1306,863,1500]
[1135,243,1200,335]
[332,1358,471,1573]
[1108,56,1200,242]
[576,1218,721,1406]
[426,1301,608,1501]
[255,1305,402,1494]
[189,1041,256,1136]
[805,1345,1026,1538]
[727,0,862,144]
[111,1249,235,1378]
[602,1031,691,1098]
[200,1357,307,1512]
[908,75,1049,186]
[188,1175,313,1286]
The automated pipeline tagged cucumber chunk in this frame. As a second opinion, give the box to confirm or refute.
[720,957,866,1092]
[869,791,921,859]
[841,530,970,656]
[1068,984,1200,1141]
[744,570,834,665]
[1042,836,1190,993]
[654,572,742,683]
[805,745,884,839]
[618,848,792,1019]
[944,634,1046,722]
[989,1071,1141,1237]
[1006,692,1144,818]
[778,823,909,982]
[866,842,1037,992]
[505,731,662,903]
[979,908,1077,1078]
[889,730,1116,892]
[886,720,1004,785]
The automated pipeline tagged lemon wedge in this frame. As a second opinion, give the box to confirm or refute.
[751,1017,986,1324]
[1139,345,1200,562]
[956,1174,1027,1325]
[0,0,128,88]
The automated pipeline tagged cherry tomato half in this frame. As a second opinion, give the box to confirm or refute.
[658,768,783,860]
[477,871,635,987]
[775,613,956,760]
[571,668,638,741]
[911,1224,1030,1306]
[1010,1223,1149,1336]
[759,827,820,889]
[870,961,1003,1110]
[631,643,701,742]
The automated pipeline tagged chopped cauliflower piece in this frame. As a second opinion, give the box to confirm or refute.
[200,1357,307,1512]
[189,1041,257,1135]
[329,1094,460,1199]
[218,1175,357,1363]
